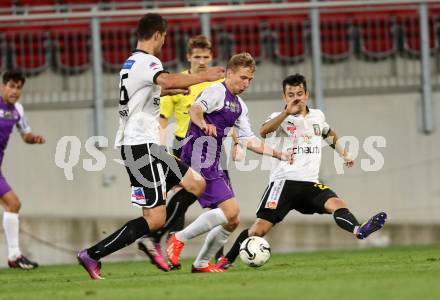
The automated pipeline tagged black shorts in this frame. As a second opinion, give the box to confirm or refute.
[121,143,189,208]
[256,180,338,224]
[172,136,184,158]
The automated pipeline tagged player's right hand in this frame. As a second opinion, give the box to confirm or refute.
[285,99,301,115]
[201,123,217,137]
[204,66,225,82]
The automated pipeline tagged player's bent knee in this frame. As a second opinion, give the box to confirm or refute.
[227,215,240,229]
[225,208,240,224]
[224,217,240,232]
[142,214,165,232]
[249,220,272,237]
[180,170,206,197]
[147,219,165,232]
[330,197,347,209]
[249,227,267,237]
[8,200,21,213]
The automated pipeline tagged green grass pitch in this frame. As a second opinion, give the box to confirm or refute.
[1,245,440,300]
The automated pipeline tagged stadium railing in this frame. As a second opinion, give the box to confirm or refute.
[0,0,437,133]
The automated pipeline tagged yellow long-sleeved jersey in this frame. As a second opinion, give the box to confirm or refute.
[160,70,224,138]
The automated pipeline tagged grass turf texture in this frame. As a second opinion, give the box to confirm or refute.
[1,245,440,300]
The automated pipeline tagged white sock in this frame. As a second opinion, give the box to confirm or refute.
[193,225,231,268]
[3,212,21,260]
[175,208,227,242]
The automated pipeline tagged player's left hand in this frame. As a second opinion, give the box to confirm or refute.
[343,152,354,168]
[232,142,244,161]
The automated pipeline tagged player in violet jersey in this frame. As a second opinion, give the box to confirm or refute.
[166,53,293,273]
[0,70,45,269]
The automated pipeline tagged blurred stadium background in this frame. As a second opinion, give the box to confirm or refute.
[0,0,439,267]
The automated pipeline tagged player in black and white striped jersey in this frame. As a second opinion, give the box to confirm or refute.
[77,13,224,279]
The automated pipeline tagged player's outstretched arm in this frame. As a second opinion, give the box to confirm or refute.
[230,128,244,161]
[325,129,354,168]
[260,99,302,138]
[21,132,45,144]
[260,111,288,138]
[160,88,190,97]
[156,66,224,90]
[242,136,293,164]
[189,104,217,137]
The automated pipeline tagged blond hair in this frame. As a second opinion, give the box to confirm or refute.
[226,52,256,72]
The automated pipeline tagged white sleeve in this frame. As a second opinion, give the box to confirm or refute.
[263,112,281,124]
[194,85,224,113]
[144,55,166,85]
[234,99,255,140]
[320,110,330,137]
[15,103,31,134]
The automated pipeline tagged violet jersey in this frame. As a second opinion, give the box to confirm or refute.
[181,82,254,180]
[114,50,167,147]
[265,108,330,183]
[0,98,31,165]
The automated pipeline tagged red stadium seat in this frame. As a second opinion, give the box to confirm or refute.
[266,14,308,64]
[165,17,201,67]
[19,0,57,6]
[18,0,58,13]
[320,13,353,62]
[397,13,438,56]
[160,25,179,69]
[50,23,90,74]
[212,16,264,63]
[61,0,100,4]
[0,33,6,72]
[4,26,50,75]
[353,12,397,60]
[101,21,136,72]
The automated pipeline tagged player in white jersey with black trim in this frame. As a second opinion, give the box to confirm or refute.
[216,74,388,269]
[77,13,224,280]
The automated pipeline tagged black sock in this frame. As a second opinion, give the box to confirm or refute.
[167,215,185,235]
[88,217,150,260]
[225,228,249,263]
[215,246,224,261]
[333,208,360,234]
[148,189,197,242]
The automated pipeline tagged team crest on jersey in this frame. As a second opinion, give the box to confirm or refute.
[303,134,313,144]
[313,124,321,136]
[225,100,239,113]
[149,62,160,70]
[1,110,17,120]
[287,124,296,134]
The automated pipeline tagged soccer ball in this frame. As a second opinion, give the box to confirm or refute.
[239,236,271,267]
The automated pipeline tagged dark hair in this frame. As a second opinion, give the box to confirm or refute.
[187,35,212,54]
[136,13,167,41]
[226,52,256,72]
[282,73,307,94]
[2,70,26,85]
